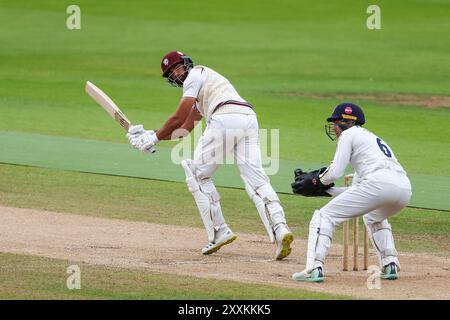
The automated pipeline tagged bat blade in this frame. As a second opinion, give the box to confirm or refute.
[85,81,156,154]
[85,81,131,131]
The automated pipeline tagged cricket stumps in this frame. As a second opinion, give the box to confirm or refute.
[342,174,369,271]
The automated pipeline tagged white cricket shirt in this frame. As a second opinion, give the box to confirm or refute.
[320,126,407,185]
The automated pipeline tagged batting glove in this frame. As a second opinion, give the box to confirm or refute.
[126,124,145,147]
[129,130,158,153]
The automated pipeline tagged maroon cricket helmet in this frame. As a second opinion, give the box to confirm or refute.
[161,51,194,77]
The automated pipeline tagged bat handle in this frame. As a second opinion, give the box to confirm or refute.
[123,122,131,132]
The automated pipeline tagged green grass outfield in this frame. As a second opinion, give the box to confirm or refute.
[0,252,348,299]
[0,131,449,210]
[0,0,449,299]
[1,164,448,255]
[1,0,449,175]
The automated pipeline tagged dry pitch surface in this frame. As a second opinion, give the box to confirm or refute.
[1,205,448,300]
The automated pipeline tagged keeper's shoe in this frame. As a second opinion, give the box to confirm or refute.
[292,267,324,283]
[274,226,294,260]
[201,228,236,255]
[381,262,399,280]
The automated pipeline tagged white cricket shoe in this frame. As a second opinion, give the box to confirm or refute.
[274,225,294,260]
[201,227,237,255]
[292,267,324,283]
[381,262,400,280]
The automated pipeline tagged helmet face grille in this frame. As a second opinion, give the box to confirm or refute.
[166,64,189,87]
[324,119,357,141]
[325,123,337,141]
[162,53,194,87]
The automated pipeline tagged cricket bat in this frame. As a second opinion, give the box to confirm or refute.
[85,81,132,131]
[85,81,155,153]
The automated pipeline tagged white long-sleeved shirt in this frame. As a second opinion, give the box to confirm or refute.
[319,126,406,186]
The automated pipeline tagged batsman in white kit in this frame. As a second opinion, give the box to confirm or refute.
[126,51,294,260]
[291,103,411,282]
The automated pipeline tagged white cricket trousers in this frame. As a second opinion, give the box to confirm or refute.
[320,170,412,228]
[318,169,411,266]
[193,113,269,190]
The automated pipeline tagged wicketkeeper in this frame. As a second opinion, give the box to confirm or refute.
[126,51,293,260]
[291,103,411,282]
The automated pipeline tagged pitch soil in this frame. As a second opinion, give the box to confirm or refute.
[1,205,449,299]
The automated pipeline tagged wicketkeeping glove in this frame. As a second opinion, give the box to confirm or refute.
[291,167,334,197]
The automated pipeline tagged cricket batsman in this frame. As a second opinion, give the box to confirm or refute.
[291,103,412,282]
[126,51,293,260]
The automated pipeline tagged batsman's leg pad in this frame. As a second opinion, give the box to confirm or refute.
[253,183,293,259]
[244,182,275,243]
[198,179,226,229]
[254,183,287,231]
[181,159,226,242]
[365,219,400,269]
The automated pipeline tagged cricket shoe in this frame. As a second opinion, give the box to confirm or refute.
[274,225,294,260]
[201,227,237,255]
[381,262,399,280]
[292,267,324,283]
